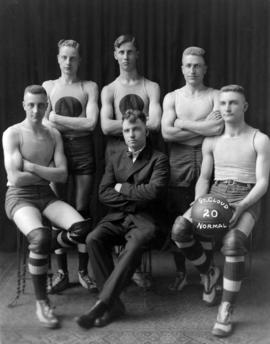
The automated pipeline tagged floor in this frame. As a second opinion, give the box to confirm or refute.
[0,249,270,344]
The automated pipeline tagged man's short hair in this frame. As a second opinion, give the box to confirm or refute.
[122,109,146,124]
[24,85,47,97]
[114,34,138,50]
[220,85,246,99]
[58,39,81,55]
[182,46,206,64]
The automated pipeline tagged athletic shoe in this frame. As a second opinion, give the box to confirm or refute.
[168,271,188,291]
[48,270,69,294]
[132,271,152,289]
[212,301,233,337]
[36,299,59,328]
[201,266,220,306]
[78,270,98,292]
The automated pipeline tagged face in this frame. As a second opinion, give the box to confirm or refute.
[181,54,207,86]
[57,46,80,75]
[23,93,48,124]
[122,118,147,151]
[114,41,138,71]
[219,91,248,123]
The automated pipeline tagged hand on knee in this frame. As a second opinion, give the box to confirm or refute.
[27,227,51,254]
[171,216,194,244]
[221,229,248,256]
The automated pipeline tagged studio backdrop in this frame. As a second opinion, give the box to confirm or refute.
[0,0,270,250]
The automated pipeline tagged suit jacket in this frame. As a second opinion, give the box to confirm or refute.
[98,145,170,245]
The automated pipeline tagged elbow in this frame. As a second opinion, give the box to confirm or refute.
[57,170,68,183]
[101,122,110,135]
[161,129,172,142]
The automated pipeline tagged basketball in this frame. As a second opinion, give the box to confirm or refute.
[191,194,233,238]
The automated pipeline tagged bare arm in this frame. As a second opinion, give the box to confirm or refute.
[2,128,44,186]
[23,129,68,183]
[230,133,270,225]
[48,82,99,131]
[146,81,162,132]
[174,113,224,137]
[194,138,215,198]
[42,80,67,132]
[100,85,122,136]
[161,92,198,142]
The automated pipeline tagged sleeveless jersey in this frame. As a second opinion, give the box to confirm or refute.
[113,77,150,120]
[213,127,258,184]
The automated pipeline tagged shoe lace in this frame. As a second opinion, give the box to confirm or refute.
[52,271,65,286]
[79,272,95,286]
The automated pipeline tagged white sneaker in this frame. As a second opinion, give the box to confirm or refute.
[132,271,152,289]
[168,271,188,291]
[201,266,220,306]
[212,301,233,337]
[78,270,98,292]
[36,299,59,328]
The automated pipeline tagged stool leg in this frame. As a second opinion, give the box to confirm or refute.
[7,230,23,307]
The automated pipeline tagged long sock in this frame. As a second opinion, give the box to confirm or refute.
[77,243,89,272]
[176,238,210,274]
[222,256,245,304]
[28,251,48,300]
[173,252,186,273]
[55,248,68,273]
[200,237,214,265]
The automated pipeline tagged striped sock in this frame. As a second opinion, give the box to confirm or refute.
[177,238,209,274]
[222,256,245,304]
[28,251,48,300]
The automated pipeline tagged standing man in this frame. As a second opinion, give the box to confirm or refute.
[171,85,270,337]
[101,34,162,288]
[76,110,169,329]
[162,47,224,290]
[2,85,93,328]
[43,39,99,293]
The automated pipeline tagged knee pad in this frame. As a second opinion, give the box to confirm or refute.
[221,229,248,256]
[171,216,193,243]
[27,227,51,254]
[68,218,92,244]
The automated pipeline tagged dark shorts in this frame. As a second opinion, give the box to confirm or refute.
[63,134,95,175]
[210,180,260,222]
[169,144,202,187]
[5,185,58,220]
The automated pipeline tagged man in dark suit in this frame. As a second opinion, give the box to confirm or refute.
[76,109,169,329]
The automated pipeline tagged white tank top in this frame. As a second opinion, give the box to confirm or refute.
[214,127,258,183]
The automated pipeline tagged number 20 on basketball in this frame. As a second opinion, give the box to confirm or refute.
[203,209,218,218]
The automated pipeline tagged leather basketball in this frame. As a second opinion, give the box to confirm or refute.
[191,194,233,238]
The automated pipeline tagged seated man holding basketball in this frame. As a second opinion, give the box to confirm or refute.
[171,85,270,337]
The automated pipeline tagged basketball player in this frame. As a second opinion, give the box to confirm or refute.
[162,46,224,291]
[101,34,162,288]
[2,85,93,328]
[171,85,270,337]
[42,40,99,293]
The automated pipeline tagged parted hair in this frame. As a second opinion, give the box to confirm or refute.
[182,46,206,64]
[122,109,146,124]
[24,85,47,97]
[114,34,138,50]
[220,84,246,98]
[58,39,81,55]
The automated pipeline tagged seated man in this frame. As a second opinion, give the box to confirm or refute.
[76,109,169,329]
[2,85,92,329]
[171,85,270,337]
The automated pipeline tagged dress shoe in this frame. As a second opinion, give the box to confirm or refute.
[94,299,126,327]
[76,300,108,329]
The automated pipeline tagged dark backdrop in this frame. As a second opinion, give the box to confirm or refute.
[1,0,270,251]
